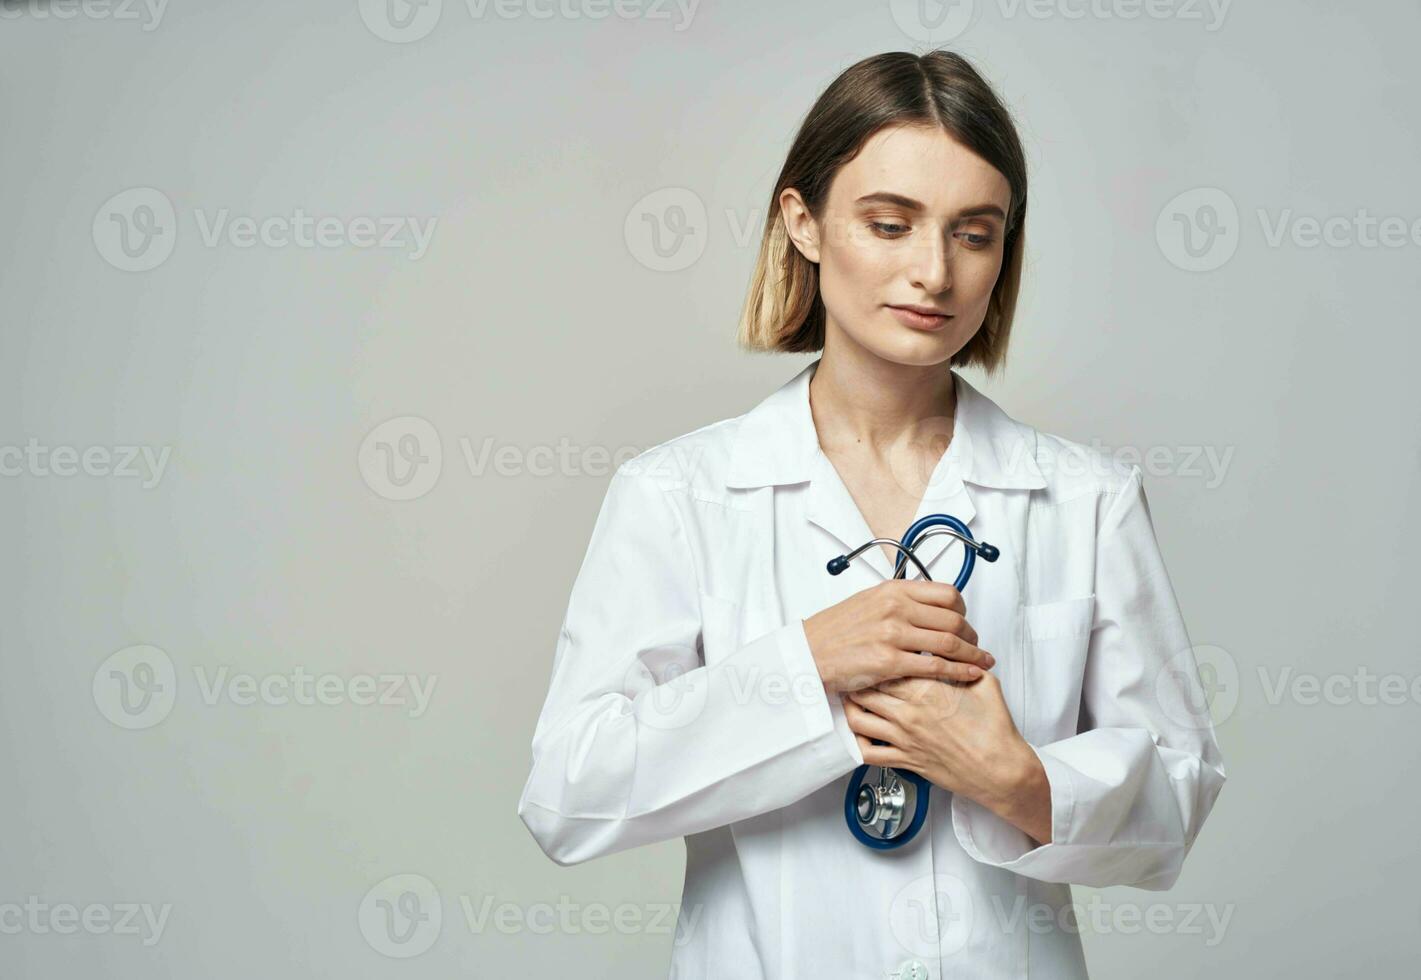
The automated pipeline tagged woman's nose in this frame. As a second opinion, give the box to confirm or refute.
[908,235,952,293]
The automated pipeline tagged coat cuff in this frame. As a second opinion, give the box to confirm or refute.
[777,619,864,769]
[951,743,1076,876]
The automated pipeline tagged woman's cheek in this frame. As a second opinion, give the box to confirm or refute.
[955,260,999,319]
[819,246,878,320]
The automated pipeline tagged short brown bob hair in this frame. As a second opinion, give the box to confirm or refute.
[736,50,1029,377]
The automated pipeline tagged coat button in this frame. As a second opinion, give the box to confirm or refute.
[894,960,930,980]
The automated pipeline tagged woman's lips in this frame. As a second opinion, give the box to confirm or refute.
[887,305,952,330]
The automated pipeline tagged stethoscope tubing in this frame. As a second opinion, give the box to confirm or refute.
[835,514,994,850]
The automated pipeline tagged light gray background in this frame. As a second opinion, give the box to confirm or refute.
[2,0,1418,976]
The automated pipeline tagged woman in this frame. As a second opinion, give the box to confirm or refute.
[518,50,1226,979]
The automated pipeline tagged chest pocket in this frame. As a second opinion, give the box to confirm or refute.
[1020,594,1095,744]
[697,591,742,667]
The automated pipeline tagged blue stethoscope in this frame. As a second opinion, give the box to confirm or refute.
[825,514,999,850]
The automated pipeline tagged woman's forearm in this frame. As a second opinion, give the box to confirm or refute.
[982,740,1053,847]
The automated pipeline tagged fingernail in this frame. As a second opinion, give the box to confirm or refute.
[985,654,996,667]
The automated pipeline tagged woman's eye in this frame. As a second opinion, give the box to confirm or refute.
[868,222,996,246]
[869,221,910,236]
[958,232,995,248]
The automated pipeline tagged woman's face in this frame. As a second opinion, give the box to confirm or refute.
[781,124,1013,368]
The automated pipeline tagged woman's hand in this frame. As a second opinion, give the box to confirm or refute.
[843,671,1054,845]
[802,579,996,695]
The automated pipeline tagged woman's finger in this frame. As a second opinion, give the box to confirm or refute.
[860,742,908,770]
[903,603,979,648]
[844,698,902,743]
[847,687,899,714]
[895,650,983,683]
[898,625,993,668]
[875,676,917,697]
[901,579,965,616]
[854,732,872,757]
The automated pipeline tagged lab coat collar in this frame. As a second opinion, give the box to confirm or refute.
[724,357,1047,493]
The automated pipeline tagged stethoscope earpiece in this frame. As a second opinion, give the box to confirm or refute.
[827,513,996,850]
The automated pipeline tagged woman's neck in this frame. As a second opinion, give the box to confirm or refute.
[808,342,957,457]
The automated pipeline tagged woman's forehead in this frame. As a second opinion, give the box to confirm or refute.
[831,126,1011,213]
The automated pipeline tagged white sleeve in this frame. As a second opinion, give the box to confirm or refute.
[952,465,1228,889]
[517,461,863,867]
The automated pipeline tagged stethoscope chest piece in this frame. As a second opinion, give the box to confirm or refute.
[845,764,929,848]
[825,512,998,851]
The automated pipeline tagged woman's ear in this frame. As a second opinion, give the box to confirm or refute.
[778,186,821,264]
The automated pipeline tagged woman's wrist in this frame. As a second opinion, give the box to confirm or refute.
[984,738,1054,846]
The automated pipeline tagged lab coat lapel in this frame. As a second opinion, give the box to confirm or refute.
[936,377,1039,730]
[893,412,980,582]
[804,451,895,580]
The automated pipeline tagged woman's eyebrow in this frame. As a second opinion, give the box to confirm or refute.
[853,191,1005,221]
